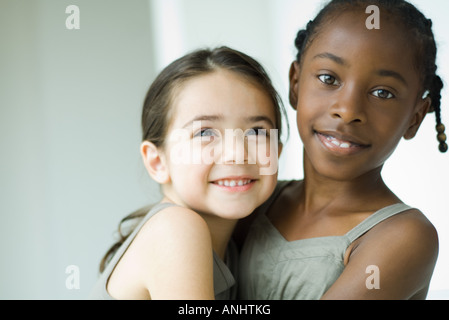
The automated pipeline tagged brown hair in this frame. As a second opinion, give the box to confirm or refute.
[142,46,286,148]
[99,46,287,273]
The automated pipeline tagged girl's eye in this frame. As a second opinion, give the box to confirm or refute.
[246,128,269,137]
[318,74,340,86]
[194,129,217,138]
[372,89,395,99]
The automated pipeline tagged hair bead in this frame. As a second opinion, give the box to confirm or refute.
[439,142,448,153]
[437,124,448,153]
[436,124,445,133]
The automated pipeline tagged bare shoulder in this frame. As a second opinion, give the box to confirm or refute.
[353,207,439,269]
[107,205,214,299]
[362,208,439,252]
[135,205,214,273]
[343,208,437,299]
[324,207,439,299]
[138,205,212,249]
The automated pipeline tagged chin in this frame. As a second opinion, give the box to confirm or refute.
[310,159,368,182]
[213,204,258,220]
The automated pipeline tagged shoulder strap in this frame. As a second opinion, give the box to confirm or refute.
[138,202,178,226]
[103,202,178,274]
[346,203,414,242]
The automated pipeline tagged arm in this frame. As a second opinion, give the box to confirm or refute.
[322,210,439,300]
[134,206,215,300]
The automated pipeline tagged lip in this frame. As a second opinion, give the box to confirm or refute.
[314,130,371,156]
[210,176,257,193]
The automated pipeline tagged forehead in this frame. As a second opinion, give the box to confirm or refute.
[170,69,276,125]
[305,9,419,73]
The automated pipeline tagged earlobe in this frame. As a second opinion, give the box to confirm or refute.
[404,97,431,140]
[141,141,170,184]
[289,61,300,110]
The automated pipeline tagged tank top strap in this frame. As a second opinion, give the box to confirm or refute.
[99,202,179,287]
[346,203,414,243]
[139,202,178,225]
[110,203,178,264]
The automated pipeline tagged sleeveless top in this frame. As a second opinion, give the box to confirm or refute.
[238,181,414,300]
[89,202,238,300]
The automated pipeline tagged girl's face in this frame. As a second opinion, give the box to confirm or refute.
[291,10,430,181]
[160,69,280,220]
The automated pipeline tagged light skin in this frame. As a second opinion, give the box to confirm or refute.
[266,10,438,299]
[106,69,280,300]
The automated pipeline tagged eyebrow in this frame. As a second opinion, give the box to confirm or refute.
[313,52,348,66]
[246,116,276,128]
[183,115,222,129]
[376,69,408,87]
[313,52,408,87]
[183,115,276,129]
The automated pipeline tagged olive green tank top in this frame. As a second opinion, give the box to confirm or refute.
[238,181,413,300]
[89,202,237,300]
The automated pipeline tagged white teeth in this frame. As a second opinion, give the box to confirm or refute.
[325,134,352,148]
[215,179,251,187]
[331,140,341,147]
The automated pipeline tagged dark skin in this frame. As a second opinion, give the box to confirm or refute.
[237,10,439,299]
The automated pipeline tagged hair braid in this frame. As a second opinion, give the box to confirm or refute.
[422,19,447,153]
[431,75,448,152]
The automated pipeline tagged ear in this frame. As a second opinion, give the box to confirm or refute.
[140,141,170,184]
[403,97,431,140]
[289,61,301,110]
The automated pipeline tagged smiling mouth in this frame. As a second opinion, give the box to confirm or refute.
[210,177,257,192]
[315,131,370,154]
[213,179,253,187]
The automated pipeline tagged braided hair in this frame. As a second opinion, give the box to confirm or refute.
[294,0,447,153]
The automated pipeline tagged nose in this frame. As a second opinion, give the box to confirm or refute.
[330,83,367,124]
[221,129,248,165]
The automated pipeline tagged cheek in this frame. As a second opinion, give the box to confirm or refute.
[296,97,318,140]
[168,164,210,206]
[170,162,208,184]
[165,142,209,187]
[296,77,322,117]
[249,137,280,176]
[370,105,413,142]
[369,120,406,163]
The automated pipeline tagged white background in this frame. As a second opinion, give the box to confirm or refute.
[0,0,447,299]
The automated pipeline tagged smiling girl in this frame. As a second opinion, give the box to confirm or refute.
[90,47,285,300]
[238,0,446,300]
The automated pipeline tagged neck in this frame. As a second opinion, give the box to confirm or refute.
[301,156,395,213]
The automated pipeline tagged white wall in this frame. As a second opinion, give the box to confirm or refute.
[0,0,447,299]
[0,0,161,299]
